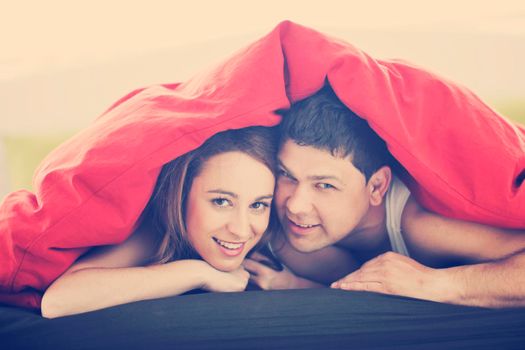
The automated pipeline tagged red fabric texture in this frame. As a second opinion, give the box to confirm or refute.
[1,21,524,309]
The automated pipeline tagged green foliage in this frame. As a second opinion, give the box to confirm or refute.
[2,133,72,191]
[494,100,525,125]
[2,99,524,192]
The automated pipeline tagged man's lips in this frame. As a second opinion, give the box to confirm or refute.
[285,217,320,235]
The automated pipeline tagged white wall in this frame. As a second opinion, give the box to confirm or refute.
[1,0,524,134]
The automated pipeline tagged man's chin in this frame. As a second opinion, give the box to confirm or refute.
[286,233,324,253]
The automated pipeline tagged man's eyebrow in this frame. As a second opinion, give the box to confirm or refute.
[277,160,296,178]
[308,175,343,184]
[278,159,343,184]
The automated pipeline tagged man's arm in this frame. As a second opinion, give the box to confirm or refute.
[332,195,525,308]
[244,234,360,290]
[444,248,525,307]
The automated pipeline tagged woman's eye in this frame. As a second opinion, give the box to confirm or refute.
[212,198,231,207]
[250,202,269,211]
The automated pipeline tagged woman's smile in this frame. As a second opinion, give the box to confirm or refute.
[213,237,246,257]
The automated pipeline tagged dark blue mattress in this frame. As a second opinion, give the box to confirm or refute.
[1,289,525,349]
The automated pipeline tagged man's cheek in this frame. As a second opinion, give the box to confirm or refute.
[273,185,287,210]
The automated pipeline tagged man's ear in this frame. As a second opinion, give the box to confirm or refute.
[367,166,392,206]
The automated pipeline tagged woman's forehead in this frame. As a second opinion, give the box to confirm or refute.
[192,151,275,196]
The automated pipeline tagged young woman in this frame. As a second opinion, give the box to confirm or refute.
[41,126,279,318]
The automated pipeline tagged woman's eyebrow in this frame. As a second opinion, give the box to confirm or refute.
[255,195,274,201]
[207,191,273,201]
[207,190,237,198]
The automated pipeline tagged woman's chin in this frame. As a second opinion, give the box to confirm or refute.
[208,257,244,272]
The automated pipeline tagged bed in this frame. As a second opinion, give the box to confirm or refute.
[2,289,525,350]
[1,21,525,350]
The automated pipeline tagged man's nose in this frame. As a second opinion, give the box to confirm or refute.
[285,185,313,216]
[226,210,252,240]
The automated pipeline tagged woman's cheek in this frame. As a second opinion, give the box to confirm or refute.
[256,213,271,236]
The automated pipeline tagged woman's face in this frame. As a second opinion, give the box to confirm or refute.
[185,151,275,271]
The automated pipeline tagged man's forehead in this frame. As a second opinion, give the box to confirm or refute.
[278,140,350,163]
[278,141,356,182]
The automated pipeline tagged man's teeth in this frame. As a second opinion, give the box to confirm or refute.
[294,222,316,228]
[215,238,243,250]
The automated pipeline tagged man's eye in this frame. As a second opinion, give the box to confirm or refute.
[212,198,231,207]
[316,183,335,190]
[278,169,292,179]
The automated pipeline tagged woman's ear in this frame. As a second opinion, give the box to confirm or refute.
[367,166,392,206]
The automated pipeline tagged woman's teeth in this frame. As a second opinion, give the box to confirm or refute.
[214,238,244,250]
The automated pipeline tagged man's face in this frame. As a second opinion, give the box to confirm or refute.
[275,140,372,252]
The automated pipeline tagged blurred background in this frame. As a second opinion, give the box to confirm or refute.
[1,0,524,197]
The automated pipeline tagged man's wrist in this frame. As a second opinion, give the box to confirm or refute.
[434,266,466,305]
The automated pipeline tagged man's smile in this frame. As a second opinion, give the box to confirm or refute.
[284,217,320,235]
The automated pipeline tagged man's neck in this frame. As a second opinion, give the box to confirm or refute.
[336,201,391,262]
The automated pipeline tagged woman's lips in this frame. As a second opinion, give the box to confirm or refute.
[213,237,246,257]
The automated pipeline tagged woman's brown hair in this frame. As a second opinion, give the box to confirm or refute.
[142,126,279,264]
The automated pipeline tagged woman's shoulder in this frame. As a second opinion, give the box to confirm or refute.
[66,223,160,274]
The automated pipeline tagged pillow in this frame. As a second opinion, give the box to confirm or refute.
[1,20,524,309]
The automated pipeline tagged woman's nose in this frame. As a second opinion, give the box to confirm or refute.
[226,210,252,240]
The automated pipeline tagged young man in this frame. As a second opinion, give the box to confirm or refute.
[244,84,525,308]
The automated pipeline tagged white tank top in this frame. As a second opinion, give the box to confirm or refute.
[385,177,411,257]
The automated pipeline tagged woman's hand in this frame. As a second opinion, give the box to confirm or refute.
[199,262,251,292]
[243,252,322,290]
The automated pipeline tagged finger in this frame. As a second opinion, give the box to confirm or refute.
[242,260,260,276]
[247,252,282,271]
[338,281,383,293]
[240,269,250,280]
[231,265,250,279]
[244,258,278,275]
[248,272,260,285]
[331,266,384,288]
[331,282,340,289]
[249,252,266,260]
[331,276,357,289]
[247,272,270,290]
[250,251,283,271]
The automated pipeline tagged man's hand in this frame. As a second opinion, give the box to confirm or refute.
[243,252,322,290]
[330,251,450,303]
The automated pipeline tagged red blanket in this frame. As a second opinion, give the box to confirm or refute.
[1,21,524,309]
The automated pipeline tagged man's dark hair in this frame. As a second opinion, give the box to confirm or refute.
[279,83,394,181]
